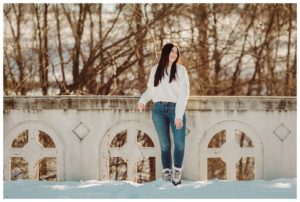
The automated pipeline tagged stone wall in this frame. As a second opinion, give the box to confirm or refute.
[3,96,296,182]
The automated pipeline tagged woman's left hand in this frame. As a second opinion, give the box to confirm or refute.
[175,119,183,129]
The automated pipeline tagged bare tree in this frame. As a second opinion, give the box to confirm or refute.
[54,4,67,94]
[33,4,49,95]
[247,4,277,95]
[3,3,297,96]
[192,4,210,95]
[230,4,257,95]
[4,4,26,95]
[284,4,293,96]
[134,4,146,90]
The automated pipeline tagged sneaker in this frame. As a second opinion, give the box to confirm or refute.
[162,168,172,181]
[172,167,182,185]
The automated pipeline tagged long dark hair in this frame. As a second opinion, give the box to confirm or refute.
[154,43,180,87]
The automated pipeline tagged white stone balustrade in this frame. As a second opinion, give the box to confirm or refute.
[3,96,296,182]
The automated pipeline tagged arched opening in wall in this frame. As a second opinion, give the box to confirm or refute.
[235,129,255,180]
[11,157,28,180]
[38,157,57,181]
[235,130,254,148]
[110,130,127,147]
[109,157,127,180]
[207,129,255,180]
[11,130,28,148]
[136,130,155,183]
[105,125,157,183]
[207,130,226,180]
[205,126,258,181]
[236,157,255,180]
[11,130,29,180]
[208,130,226,148]
[207,158,226,180]
[137,130,155,147]
[109,130,128,180]
[38,131,56,148]
[8,129,59,181]
[137,157,156,183]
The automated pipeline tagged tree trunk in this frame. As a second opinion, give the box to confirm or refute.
[42,4,49,95]
[54,4,67,94]
[284,4,292,96]
[231,5,257,95]
[72,4,88,92]
[134,4,146,91]
[247,5,277,95]
[192,4,210,95]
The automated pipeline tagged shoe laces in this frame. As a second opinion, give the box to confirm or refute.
[162,169,172,180]
[174,169,181,178]
[173,168,182,182]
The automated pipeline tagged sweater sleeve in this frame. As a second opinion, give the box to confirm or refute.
[138,65,156,105]
[175,66,190,120]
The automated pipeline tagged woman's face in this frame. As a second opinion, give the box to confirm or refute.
[169,46,178,64]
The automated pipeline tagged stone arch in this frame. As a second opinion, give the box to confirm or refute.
[199,120,263,180]
[99,120,160,183]
[4,120,64,181]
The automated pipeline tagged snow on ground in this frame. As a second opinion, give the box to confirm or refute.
[3,178,296,199]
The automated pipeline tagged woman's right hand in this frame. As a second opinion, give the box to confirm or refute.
[138,103,145,112]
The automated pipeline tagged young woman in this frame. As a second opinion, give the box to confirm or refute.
[138,43,190,185]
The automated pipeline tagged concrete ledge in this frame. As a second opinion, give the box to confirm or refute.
[3,96,296,111]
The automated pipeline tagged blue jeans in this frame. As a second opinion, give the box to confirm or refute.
[151,102,186,169]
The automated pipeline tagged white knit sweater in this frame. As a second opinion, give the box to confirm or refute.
[139,64,190,120]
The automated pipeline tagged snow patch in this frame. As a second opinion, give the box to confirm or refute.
[3,178,297,199]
